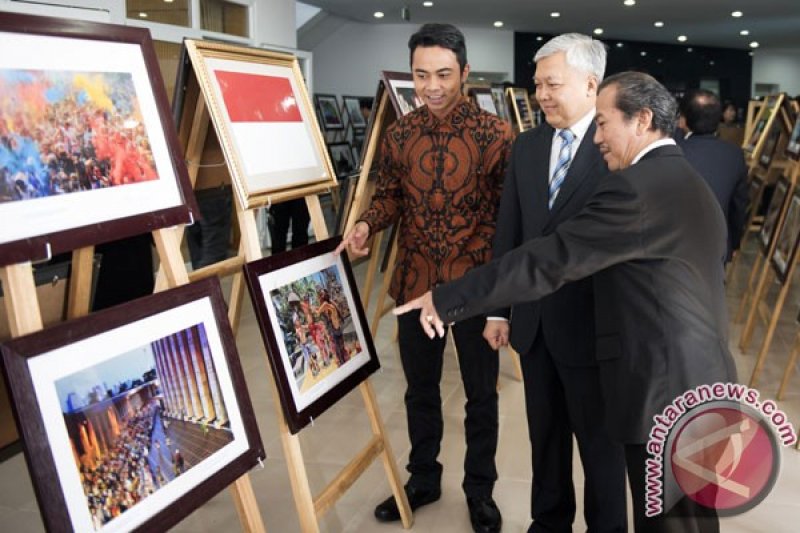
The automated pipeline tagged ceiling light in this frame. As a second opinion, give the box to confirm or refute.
[164,0,174,3]
[593,28,603,35]
[640,51,647,56]
[740,30,749,36]
[687,47,693,52]
[657,59,663,63]
[616,42,624,48]
[677,35,687,42]
[423,1,434,6]
[493,21,504,28]
[732,11,743,18]
[373,11,384,18]
[138,12,148,18]
[654,21,664,28]
[709,61,715,66]
[624,0,636,5]
[536,36,543,41]
[750,41,759,48]
[550,12,560,18]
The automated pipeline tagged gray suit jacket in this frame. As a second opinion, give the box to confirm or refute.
[493,122,607,365]
[436,145,738,443]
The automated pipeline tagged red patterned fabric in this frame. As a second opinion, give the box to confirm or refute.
[358,97,513,304]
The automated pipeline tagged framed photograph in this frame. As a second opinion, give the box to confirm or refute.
[759,175,792,255]
[381,71,423,117]
[759,122,782,168]
[771,188,800,282]
[243,237,380,434]
[468,87,498,116]
[342,95,367,129]
[786,113,800,160]
[744,93,783,154]
[0,13,195,267]
[328,141,357,178]
[507,87,534,132]
[183,39,336,209]
[0,278,264,532]
[314,93,344,131]
[491,85,511,122]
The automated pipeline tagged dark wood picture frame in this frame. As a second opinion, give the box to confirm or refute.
[243,237,380,434]
[759,175,792,255]
[759,121,783,169]
[0,12,196,267]
[327,141,357,178]
[342,95,367,129]
[0,278,264,532]
[786,112,800,161]
[315,93,344,131]
[381,71,422,117]
[771,188,800,282]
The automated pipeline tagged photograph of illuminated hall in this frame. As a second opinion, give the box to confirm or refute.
[54,322,233,530]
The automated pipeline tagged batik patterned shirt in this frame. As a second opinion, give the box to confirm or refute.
[358,97,512,304]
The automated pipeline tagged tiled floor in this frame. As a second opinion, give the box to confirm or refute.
[0,231,798,532]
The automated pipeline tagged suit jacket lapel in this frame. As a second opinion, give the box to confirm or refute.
[548,122,599,221]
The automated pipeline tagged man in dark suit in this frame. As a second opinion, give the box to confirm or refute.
[677,89,749,261]
[398,72,738,532]
[483,33,626,533]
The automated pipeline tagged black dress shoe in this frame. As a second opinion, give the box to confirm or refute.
[467,496,502,533]
[374,484,441,522]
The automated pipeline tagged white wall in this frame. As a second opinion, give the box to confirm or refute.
[0,0,296,49]
[752,48,800,96]
[309,21,514,97]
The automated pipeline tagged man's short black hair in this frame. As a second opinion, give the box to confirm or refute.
[408,23,467,72]
[680,89,722,135]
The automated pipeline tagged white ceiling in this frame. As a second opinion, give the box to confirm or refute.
[300,0,800,50]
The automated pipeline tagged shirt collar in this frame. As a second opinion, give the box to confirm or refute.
[554,108,595,145]
[631,138,676,165]
[420,96,473,132]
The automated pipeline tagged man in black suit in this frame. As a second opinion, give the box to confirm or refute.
[398,72,737,532]
[483,33,626,533]
[677,89,749,261]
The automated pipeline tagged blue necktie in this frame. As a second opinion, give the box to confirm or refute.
[549,129,575,209]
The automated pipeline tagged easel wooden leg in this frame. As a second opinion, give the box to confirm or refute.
[360,230,384,310]
[360,380,412,528]
[1,263,43,336]
[231,475,268,533]
[777,330,800,400]
[739,260,772,351]
[735,253,764,323]
[66,246,94,319]
[370,231,398,338]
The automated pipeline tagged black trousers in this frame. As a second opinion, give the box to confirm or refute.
[522,332,627,533]
[626,444,719,533]
[269,198,310,254]
[396,310,499,498]
[186,186,233,269]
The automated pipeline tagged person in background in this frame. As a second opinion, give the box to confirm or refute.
[269,199,310,254]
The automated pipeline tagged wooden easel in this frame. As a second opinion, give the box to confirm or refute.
[0,226,267,531]
[743,160,800,388]
[744,93,788,170]
[737,173,795,349]
[777,321,800,400]
[177,46,410,532]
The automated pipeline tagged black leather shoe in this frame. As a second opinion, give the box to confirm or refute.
[467,496,502,533]
[374,484,441,522]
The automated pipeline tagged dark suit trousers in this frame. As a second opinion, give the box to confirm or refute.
[397,310,499,498]
[626,445,719,533]
[523,332,627,533]
[269,198,310,254]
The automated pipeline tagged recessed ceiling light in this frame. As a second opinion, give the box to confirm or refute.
[640,51,647,56]
[749,51,754,56]
[740,30,750,36]
[616,42,624,48]
[164,0,174,3]
[624,0,636,5]
[423,1,434,6]
[593,28,603,35]
[657,59,663,63]
[687,47,693,52]
[654,21,664,28]
[536,36,543,41]
[493,21,504,28]
[677,35,687,42]
[138,12,148,18]
[374,11,384,18]
[750,41,760,48]
[550,12,560,18]
[732,11,743,18]
[709,61,715,65]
